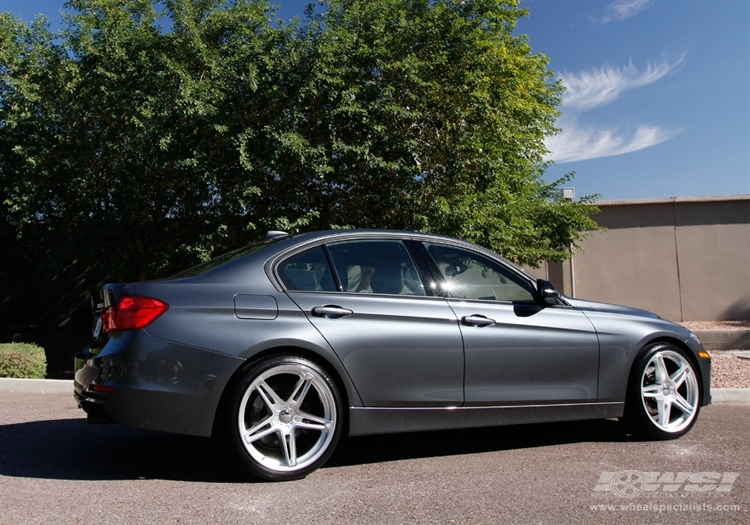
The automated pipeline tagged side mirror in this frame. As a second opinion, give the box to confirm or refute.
[536,279,560,306]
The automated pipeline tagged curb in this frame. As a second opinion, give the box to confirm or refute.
[0,379,749,404]
[711,388,750,404]
[0,378,72,393]
[719,350,750,360]
[693,330,750,351]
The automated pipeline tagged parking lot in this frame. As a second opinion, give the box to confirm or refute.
[0,392,747,524]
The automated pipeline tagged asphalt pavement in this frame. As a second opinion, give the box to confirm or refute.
[0,391,747,524]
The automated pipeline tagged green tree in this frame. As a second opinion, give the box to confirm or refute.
[0,0,599,330]
[296,0,598,264]
[2,0,301,281]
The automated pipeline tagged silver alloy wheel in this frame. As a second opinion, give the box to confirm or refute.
[639,349,699,433]
[237,363,337,473]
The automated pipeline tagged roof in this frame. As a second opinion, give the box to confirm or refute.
[593,194,749,207]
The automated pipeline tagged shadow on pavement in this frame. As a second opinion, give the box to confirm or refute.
[0,416,630,483]
[328,418,630,468]
[0,418,248,482]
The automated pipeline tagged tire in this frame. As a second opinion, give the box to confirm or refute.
[221,355,343,481]
[623,342,701,440]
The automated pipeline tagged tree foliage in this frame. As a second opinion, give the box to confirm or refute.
[0,343,47,379]
[1,0,598,299]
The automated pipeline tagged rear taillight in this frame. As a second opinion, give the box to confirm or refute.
[102,295,169,332]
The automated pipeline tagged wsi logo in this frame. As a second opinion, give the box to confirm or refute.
[594,471,740,498]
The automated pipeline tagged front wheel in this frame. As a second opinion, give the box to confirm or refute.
[221,355,343,481]
[623,342,701,440]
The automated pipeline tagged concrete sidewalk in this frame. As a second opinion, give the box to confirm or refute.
[1,377,748,403]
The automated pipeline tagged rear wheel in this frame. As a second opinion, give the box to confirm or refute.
[623,342,701,439]
[222,355,343,481]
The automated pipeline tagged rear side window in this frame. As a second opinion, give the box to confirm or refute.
[277,246,337,292]
[326,240,426,296]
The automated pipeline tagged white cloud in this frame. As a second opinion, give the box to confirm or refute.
[600,0,655,24]
[544,58,684,164]
[546,121,679,163]
[560,58,682,111]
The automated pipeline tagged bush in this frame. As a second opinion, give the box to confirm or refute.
[0,343,47,379]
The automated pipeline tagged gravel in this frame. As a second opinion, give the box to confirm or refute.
[673,320,750,389]
[678,320,750,331]
[709,351,750,389]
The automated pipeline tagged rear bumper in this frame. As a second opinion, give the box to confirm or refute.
[74,388,114,424]
[74,330,245,436]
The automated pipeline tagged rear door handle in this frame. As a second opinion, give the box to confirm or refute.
[311,305,354,319]
[462,314,496,327]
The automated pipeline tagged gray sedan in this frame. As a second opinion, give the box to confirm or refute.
[74,230,711,481]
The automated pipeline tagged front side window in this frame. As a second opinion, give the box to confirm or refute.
[423,243,535,303]
[327,240,426,296]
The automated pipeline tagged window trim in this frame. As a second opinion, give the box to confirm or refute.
[266,232,551,305]
[321,244,343,292]
[272,236,434,298]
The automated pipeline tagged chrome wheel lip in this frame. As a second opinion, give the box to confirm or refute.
[640,350,699,434]
[238,363,337,473]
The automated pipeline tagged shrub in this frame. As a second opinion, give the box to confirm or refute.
[0,343,47,379]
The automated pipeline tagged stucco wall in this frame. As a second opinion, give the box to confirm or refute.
[527,195,750,322]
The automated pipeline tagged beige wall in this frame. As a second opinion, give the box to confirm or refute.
[526,195,750,322]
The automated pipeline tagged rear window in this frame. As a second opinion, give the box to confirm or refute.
[169,239,280,279]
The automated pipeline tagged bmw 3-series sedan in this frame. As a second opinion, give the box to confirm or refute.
[75,229,711,481]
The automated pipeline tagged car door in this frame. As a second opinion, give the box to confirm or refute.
[421,242,600,405]
[277,239,464,407]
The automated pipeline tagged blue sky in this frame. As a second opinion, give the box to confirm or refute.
[4,0,749,201]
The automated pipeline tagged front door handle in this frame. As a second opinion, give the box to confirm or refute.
[462,314,496,327]
[311,305,354,319]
